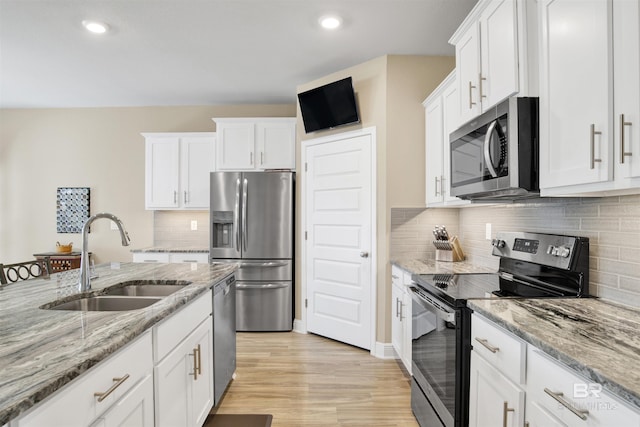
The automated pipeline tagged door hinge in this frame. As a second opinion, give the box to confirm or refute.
[305,162,308,172]
[305,298,308,308]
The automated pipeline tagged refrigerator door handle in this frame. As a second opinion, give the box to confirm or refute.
[242,178,248,252]
[238,261,288,268]
[234,178,241,251]
[236,283,289,290]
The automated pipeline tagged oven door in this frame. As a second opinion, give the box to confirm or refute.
[409,286,457,427]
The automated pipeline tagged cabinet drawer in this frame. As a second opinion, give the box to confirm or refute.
[17,332,152,427]
[154,290,212,362]
[527,346,640,427]
[169,253,209,264]
[132,253,170,263]
[471,313,526,384]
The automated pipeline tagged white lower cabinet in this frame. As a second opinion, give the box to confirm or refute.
[155,318,213,427]
[526,346,640,427]
[90,374,154,427]
[469,351,525,427]
[154,290,214,427]
[132,252,209,264]
[390,265,412,373]
[471,313,640,427]
[15,332,153,427]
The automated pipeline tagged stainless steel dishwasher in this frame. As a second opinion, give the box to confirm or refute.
[213,273,236,406]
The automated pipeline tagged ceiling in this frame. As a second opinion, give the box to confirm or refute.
[0,0,477,109]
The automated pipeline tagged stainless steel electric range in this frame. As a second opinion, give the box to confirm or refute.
[409,232,590,427]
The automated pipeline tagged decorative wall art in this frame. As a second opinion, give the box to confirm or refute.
[56,187,90,233]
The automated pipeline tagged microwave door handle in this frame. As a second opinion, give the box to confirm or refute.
[484,120,499,178]
[234,178,241,251]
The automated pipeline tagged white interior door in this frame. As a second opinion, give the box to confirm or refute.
[304,131,374,350]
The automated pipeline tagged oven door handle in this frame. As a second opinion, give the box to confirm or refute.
[408,286,456,324]
[484,120,500,178]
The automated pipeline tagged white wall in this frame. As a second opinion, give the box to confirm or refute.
[0,105,295,264]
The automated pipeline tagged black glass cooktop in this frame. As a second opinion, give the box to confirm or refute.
[411,272,570,308]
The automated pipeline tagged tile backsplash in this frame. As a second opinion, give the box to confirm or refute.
[391,194,640,308]
[153,211,209,248]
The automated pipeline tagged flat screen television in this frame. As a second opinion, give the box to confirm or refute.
[298,76,360,133]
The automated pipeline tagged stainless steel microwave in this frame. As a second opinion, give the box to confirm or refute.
[449,97,539,201]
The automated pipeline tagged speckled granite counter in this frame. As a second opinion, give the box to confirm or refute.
[468,298,640,410]
[130,246,208,253]
[0,261,236,425]
[392,258,495,275]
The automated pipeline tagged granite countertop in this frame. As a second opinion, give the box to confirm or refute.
[130,246,209,253]
[391,258,495,275]
[468,298,640,410]
[0,261,236,425]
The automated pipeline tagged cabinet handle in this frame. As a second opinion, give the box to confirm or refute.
[590,124,602,169]
[396,298,401,318]
[469,81,477,109]
[173,191,177,204]
[479,73,486,99]
[399,301,404,321]
[620,114,633,164]
[474,337,499,353]
[250,152,254,165]
[544,388,589,420]
[189,344,201,380]
[434,176,440,196]
[184,190,188,204]
[182,259,198,263]
[196,344,202,375]
[502,401,514,427]
[143,259,159,263]
[391,274,400,279]
[94,374,130,402]
[441,176,447,197]
[261,151,264,165]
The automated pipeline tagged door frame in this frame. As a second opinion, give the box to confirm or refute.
[299,126,377,354]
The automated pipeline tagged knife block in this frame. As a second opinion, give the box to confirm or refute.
[433,237,465,262]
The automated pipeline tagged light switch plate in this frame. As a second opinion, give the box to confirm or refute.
[190,220,198,231]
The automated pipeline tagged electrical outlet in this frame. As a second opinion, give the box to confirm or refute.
[190,220,198,231]
[485,223,492,240]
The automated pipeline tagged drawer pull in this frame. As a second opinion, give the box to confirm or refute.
[502,401,514,427]
[544,388,589,420]
[143,259,159,263]
[475,337,499,353]
[94,374,130,402]
[182,260,198,263]
[189,344,201,380]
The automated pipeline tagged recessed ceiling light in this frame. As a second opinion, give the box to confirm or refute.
[319,15,342,30]
[82,20,109,34]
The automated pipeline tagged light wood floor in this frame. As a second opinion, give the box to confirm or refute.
[212,332,419,427]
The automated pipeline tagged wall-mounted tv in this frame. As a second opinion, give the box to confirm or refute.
[297,76,360,133]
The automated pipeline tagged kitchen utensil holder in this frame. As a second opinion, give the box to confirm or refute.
[433,238,464,262]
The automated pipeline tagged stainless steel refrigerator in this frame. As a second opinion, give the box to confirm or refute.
[209,171,294,331]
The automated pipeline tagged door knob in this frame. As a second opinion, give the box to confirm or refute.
[360,251,369,258]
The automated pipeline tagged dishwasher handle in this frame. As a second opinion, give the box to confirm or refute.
[236,283,289,290]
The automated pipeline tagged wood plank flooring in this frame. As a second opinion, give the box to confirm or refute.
[212,332,419,427]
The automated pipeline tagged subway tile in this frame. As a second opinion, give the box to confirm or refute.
[581,218,620,231]
[600,203,640,217]
[599,259,640,279]
[620,276,640,293]
[590,245,619,261]
[620,247,640,264]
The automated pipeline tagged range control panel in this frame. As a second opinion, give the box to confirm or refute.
[491,232,589,269]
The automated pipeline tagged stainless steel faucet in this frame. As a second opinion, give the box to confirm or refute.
[78,212,130,292]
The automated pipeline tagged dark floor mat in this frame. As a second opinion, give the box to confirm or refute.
[203,414,273,427]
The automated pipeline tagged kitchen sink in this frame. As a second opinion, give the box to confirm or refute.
[45,296,162,311]
[102,280,190,297]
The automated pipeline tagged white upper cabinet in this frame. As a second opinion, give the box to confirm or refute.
[143,133,215,210]
[539,0,640,196]
[213,118,296,171]
[451,0,536,125]
[424,71,469,207]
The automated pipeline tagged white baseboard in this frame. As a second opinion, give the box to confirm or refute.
[373,341,398,359]
[293,319,306,334]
